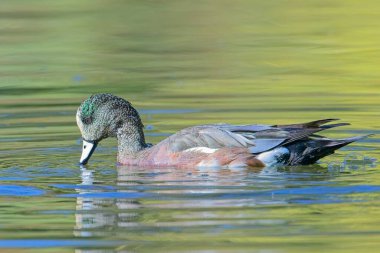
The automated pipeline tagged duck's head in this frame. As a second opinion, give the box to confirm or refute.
[76,93,145,165]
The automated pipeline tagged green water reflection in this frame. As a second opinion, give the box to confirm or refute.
[0,1,380,252]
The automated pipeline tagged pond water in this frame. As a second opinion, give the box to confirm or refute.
[1,1,380,252]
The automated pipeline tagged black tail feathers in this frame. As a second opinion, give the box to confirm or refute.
[285,135,371,165]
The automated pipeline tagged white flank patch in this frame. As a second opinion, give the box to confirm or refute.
[197,159,221,168]
[256,147,289,167]
[184,147,218,154]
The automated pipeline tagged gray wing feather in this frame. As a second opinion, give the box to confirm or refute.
[166,125,283,153]
[248,138,287,154]
[220,124,274,132]
[162,119,348,154]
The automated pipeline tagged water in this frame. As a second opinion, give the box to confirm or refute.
[1,1,380,252]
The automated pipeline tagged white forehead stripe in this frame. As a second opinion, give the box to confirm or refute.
[184,147,218,154]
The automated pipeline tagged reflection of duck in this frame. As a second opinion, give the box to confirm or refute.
[74,168,115,237]
[76,94,369,168]
[74,167,142,239]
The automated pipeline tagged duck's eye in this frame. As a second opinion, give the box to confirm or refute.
[82,116,93,125]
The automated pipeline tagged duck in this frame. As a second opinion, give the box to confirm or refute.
[76,93,369,168]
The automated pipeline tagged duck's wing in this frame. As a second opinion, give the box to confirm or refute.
[164,124,282,152]
[163,119,349,154]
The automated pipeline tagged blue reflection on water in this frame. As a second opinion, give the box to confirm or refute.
[2,182,376,201]
[59,191,154,199]
[270,185,380,195]
[0,177,30,181]
[53,183,380,205]
[0,185,44,196]
[0,239,124,248]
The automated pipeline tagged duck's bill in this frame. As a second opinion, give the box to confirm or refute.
[79,140,98,165]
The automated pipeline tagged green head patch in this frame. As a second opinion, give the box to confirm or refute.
[81,99,96,124]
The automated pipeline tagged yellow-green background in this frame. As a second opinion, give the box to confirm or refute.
[0,1,379,252]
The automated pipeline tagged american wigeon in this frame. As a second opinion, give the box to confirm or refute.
[77,94,369,168]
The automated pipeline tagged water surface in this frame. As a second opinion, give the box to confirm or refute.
[1,1,380,252]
